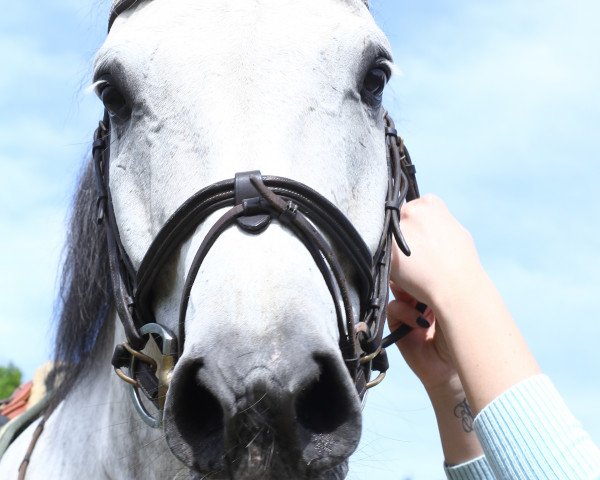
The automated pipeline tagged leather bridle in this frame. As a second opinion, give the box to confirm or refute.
[101,0,419,427]
[95,108,419,427]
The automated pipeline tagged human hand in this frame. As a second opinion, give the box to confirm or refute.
[389,194,540,415]
[387,284,459,394]
[390,195,485,310]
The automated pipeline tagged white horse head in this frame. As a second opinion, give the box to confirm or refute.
[1,1,410,479]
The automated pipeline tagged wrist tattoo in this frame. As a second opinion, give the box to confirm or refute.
[453,398,474,433]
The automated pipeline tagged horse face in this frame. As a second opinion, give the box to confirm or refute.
[95,0,393,477]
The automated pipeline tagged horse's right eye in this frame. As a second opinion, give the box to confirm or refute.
[361,67,389,108]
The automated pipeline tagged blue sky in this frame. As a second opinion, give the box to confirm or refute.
[1,1,598,479]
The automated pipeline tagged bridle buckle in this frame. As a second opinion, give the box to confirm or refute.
[112,323,178,428]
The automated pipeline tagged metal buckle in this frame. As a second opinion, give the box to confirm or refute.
[360,346,382,365]
[115,323,178,428]
[365,371,386,389]
[114,342,156,386]
[358,346,388,390]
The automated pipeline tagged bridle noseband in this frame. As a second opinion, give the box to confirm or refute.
[94,110,419,427]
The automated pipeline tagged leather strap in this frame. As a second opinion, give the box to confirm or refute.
[93,117,144,349]
[93,112,419,408]
[17,416,46,480]
[234,171,271,232]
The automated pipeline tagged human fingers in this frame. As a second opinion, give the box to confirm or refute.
[389,282,415,304]
[390,282,431,318]
[387,299,433,332]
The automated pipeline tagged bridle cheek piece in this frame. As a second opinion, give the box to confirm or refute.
[93,109,419,428]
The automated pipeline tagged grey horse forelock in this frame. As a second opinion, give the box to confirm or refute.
[110,0,369,19]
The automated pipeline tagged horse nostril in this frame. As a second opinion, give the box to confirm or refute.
[177,380,224,443]
[168,362,225,471]
[295,355,355,434]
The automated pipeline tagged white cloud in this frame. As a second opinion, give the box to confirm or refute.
[386,3,600,126]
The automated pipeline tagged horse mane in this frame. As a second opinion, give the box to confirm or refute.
[47,156,114,406]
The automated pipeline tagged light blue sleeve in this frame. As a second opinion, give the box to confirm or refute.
[444,455,495,480]
[473,374,600,480]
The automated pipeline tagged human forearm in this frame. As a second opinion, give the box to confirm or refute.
[430,266,540,414]
[427,375,484,466]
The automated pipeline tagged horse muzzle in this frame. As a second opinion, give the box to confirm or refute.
[163,342,362,479]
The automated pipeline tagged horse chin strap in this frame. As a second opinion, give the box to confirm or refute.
[93,110,419,428]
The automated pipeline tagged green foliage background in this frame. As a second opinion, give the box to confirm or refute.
[0,364,22,399]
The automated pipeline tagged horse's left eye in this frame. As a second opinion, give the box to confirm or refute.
[96,82,131,120]
[362,67,389,106]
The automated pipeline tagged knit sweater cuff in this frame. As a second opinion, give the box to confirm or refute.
[474,374,600,480]
[444,455,494,480]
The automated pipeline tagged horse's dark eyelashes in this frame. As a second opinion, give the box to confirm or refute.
[361,61,391,108]
[364,68,388,95]
[94,74,132,121]
[102,86,131,120]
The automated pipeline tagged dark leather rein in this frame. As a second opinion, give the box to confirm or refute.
[93,109,419,427]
